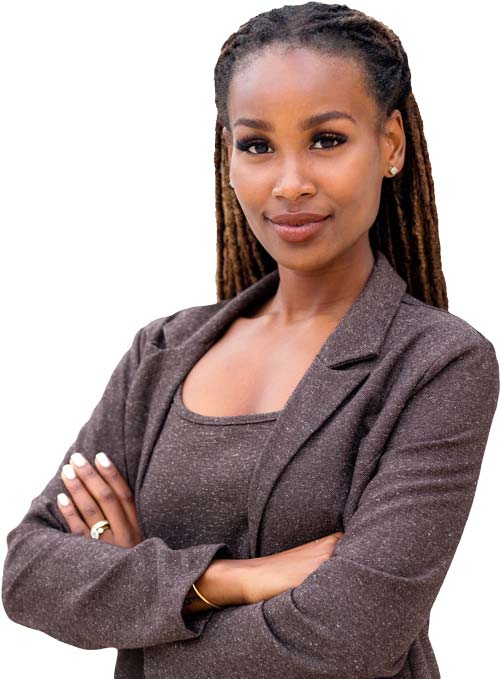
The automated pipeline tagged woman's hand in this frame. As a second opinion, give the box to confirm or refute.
[242,531,345,605]
[56,451,144,549]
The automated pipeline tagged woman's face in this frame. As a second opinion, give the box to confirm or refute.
[223,47,405,272]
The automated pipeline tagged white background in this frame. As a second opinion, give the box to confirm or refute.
[1,1,498,677]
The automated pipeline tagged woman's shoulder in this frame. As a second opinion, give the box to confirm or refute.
[134,300,227,351]
[375,291,499,408]
[394,290,496,359]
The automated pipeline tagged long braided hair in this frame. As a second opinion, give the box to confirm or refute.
[213,2,448,309]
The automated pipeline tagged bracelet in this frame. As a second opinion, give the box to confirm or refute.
[191,582,223,609]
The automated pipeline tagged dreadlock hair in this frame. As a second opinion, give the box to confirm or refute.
[213,2,448,309]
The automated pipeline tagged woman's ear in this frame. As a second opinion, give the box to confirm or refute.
[222,125,232,147]
[382,109,406,176]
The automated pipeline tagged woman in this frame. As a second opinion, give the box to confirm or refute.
[3,3,499,678]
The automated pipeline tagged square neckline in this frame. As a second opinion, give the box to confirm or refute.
[173,378,282,425]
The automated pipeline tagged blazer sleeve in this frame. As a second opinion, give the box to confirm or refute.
[1,315,233,651]
[155,334,500,679]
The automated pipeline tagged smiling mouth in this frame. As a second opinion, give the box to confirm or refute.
[265,215,332,243]
[268,216,330,227]
[275,219,327,227]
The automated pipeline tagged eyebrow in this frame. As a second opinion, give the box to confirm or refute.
[233,110,357,131]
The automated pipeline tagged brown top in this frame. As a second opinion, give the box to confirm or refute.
[2,249,499,679]
[140,377,278,558]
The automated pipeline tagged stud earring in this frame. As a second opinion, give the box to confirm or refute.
[389,165,398,176]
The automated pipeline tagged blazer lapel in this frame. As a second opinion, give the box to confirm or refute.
[132,250,407,559]
[246,250,407,558]
[133,266,282,499]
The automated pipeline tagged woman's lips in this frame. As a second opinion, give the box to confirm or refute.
[265,215,331,243]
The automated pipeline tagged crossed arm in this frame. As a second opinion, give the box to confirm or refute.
[2,319,499,678]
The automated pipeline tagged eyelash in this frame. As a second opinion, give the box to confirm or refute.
[235,132,347,155]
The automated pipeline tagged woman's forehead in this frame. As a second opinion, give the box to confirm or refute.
[228,48,375,131]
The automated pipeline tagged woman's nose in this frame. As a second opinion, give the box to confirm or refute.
[271,162,317,200]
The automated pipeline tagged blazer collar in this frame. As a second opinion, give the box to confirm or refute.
[133,249,407,558]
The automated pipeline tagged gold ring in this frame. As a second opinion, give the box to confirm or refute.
[90,519,111,540]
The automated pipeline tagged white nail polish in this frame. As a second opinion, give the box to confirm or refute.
[71,452,86,467]
[96,452,111,467]
[57,493,70,506]
[62,464,76,479]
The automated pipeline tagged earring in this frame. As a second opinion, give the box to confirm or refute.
[389,165,398,176]
[229,181,234,188]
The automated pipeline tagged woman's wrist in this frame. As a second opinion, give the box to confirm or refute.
[182,558,252,616]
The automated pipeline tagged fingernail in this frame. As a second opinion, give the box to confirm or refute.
[62,464,76,479]
[57,492,70,506]
[96,452,111,467]
[71,452,86,467]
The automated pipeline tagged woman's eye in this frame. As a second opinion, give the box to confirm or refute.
[235,133,347,155]
[235,138,273,155]
[311,133,346,150]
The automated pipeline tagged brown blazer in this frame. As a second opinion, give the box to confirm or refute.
[2,249,499,678]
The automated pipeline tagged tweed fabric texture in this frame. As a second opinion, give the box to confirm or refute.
[2,249,499,679]
[140,377,278,558]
